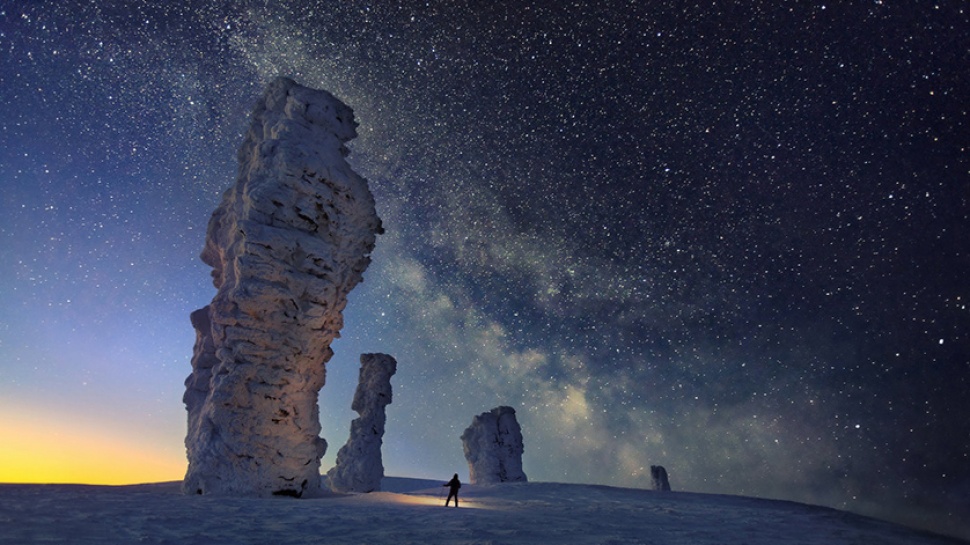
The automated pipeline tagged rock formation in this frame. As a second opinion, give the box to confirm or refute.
[651,465,671,491]
[327,353,398,493]
[461,406,527,484]
[182,77,383,497]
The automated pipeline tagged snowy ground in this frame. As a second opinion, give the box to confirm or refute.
[0,477,963,545]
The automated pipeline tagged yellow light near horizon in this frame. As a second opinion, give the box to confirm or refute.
[0,416,186,485]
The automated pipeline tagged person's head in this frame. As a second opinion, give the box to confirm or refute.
[453,473,458,479]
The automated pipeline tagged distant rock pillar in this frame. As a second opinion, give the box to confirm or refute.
[181,77,382,498]
[651,465,671,491]
[461,406,527,484]
[327,353,398,493]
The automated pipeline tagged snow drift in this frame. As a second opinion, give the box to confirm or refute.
[1,479,965,544]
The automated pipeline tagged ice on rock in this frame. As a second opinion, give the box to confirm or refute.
[182,77,383,498]
[461,406,527,484]
[651,465,671,491]
[327,353,398,493]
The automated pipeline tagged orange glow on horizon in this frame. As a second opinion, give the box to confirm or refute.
[0,414,186,485]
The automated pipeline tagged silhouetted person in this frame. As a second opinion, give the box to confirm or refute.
[443,473,461,507]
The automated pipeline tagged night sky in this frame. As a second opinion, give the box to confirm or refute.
[1,1,968,539]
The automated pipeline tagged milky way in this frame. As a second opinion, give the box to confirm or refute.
[1,1,967,538]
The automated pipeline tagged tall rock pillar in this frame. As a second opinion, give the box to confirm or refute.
[461,406,527,484]
[182,77,383,497]
[327,353,398,493]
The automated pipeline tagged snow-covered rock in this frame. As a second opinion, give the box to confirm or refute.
[182,77,383,498]
[461,406,527,484]
[651,465,671,491]
[327,353,398,493]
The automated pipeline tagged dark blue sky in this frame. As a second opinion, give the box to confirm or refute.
[1,1,967,539]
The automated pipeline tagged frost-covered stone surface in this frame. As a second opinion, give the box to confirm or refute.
[651,465,671,491]
[461,406,527,484]
[182,77,382,498]
[327,353,398,493]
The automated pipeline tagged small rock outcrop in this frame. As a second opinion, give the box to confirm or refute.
[461,406,527,484]
[182,77,383,498]
[327,353,398,493]
[651,465,671,491]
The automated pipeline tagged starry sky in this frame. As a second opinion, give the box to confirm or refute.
[1,0,968,539]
